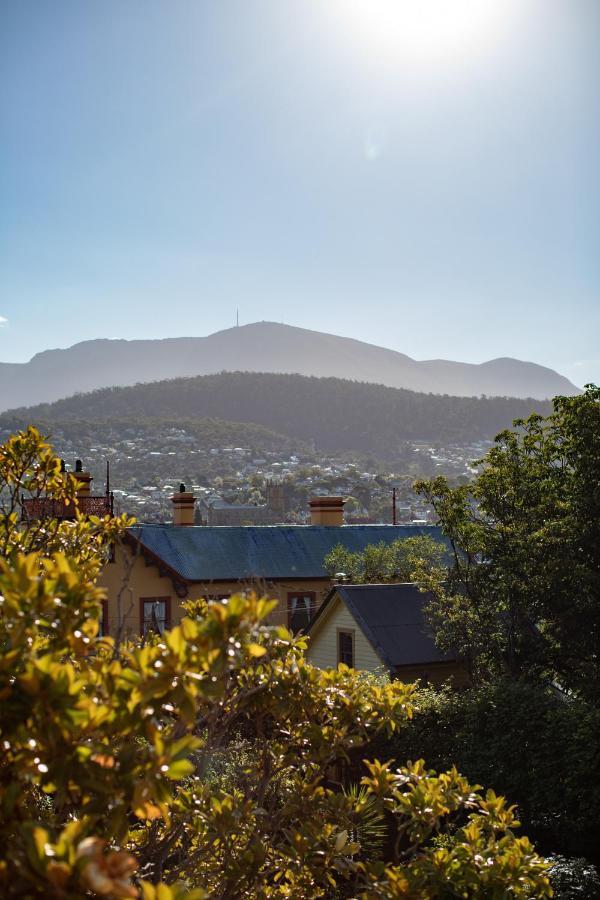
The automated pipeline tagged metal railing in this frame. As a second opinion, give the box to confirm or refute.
[22,493,114,521]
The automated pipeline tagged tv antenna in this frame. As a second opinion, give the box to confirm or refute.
[236,308,239,327]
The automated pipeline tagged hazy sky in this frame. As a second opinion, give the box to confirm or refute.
[1,0,598,386]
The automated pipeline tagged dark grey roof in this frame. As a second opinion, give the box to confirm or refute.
[127,524,445,582]
[310,583,452,668]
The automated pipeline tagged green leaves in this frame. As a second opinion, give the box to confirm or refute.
[416,385,600,696]
[324,535,447,585]
[141,883,208,900]
[360,759,551,897]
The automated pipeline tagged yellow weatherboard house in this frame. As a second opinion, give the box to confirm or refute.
[99,487,447,639]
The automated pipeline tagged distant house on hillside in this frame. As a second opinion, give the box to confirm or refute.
[197,480,288,525]
[306,583,468,686]
[197,496,275,526]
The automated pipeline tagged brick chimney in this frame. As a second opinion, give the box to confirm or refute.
[309,496,345,526]
[73,459,93,497]
[172,483,196,526]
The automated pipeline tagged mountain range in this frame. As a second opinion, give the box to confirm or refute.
[0,322,579,413]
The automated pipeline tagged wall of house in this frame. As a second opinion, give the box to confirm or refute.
[306,597,386,673]
[98,544,332,638]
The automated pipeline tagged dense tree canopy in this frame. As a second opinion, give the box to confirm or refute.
[0,429,551,898]
[415,385,600,698]
[324,536,446,584]
[375,680,600,869]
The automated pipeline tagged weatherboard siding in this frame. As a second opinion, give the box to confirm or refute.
[307,599,386,673]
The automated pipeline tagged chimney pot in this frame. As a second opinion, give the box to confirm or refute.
[73,460,92,497]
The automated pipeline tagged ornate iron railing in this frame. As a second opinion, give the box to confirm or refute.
[22,493,114,521]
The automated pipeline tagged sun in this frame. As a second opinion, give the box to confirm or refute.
[340,0,512,64]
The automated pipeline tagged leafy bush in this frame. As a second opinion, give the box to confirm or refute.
[376,679,600,864]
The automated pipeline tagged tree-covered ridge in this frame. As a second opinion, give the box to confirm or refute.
[2,371,552,458]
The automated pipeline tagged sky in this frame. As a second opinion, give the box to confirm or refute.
[1,0,599,386]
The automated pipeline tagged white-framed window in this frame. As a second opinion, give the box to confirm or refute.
[288,592,316,633]
[141,597,170,636]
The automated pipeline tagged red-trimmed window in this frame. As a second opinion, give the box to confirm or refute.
[287,592,316,633]
[140,597,171,636]
[99,600,109,637]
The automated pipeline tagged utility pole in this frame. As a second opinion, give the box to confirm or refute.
[392,487,397,525]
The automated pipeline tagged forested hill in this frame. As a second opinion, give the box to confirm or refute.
[3,372,553,458]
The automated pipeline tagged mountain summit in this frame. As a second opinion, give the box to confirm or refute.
[0,322,579,412]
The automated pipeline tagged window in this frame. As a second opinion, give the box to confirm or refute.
[337,630,354,667]
[288,592,316,633]
[141,597,170,636]
[99,600,109,637]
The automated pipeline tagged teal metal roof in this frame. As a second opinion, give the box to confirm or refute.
[128,524,445,582]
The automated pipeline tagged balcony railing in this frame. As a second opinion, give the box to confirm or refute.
[22,493,114,522]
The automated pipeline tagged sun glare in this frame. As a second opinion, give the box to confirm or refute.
[340,0,512,64]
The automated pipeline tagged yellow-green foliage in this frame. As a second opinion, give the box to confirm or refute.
[0,429,552,898]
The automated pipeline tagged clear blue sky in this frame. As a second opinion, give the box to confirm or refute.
[1,0,598,385]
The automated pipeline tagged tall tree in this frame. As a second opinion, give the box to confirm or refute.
[415,386,600,698]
